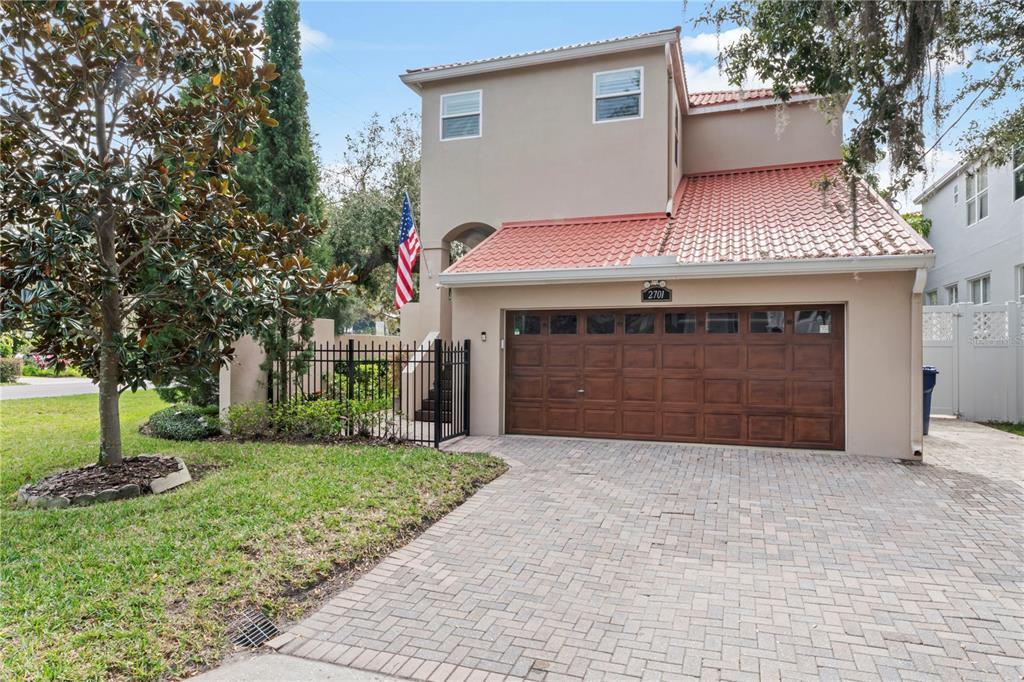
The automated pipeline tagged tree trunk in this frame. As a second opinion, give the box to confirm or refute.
[94,84,123,467]
[98,287,123,467]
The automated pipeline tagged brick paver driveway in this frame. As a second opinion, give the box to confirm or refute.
[275,420,1024,681]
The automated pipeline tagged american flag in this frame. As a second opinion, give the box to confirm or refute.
[394,191,421,309]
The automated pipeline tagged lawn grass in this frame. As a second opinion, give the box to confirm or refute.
[0,391,506,680]
[982,421,1024,437]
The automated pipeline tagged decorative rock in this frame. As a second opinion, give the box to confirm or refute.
[95,488,119,502]
[149,458,192,494]
[116,483,141,499]
[40,495,70,509]
[17,485,31,504]
[71,493,96,507]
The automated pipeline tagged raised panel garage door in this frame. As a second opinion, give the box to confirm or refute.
[505,305,845,450]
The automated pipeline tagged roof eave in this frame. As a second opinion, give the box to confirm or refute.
[913,159,969,204]
[400,29,680,90]
[687,92,824,115]
[440,253,935,288]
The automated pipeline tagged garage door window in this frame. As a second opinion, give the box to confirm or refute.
[795,310,832,334]
[750,311,785,333]
[550,314,578,334]
[625,313,655,334]
[512,313,541,335]
[586,312,616,334]
[706,312,739,333]
[665,312,696,334]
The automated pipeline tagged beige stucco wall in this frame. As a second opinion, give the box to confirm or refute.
[419,46,672,246]
[450,270,923,458]
[680,102,843,175]
[218,319,337,420]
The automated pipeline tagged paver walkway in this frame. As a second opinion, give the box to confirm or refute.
[274,420,1024,681]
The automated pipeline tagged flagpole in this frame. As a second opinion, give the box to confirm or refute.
[406,189,434,280]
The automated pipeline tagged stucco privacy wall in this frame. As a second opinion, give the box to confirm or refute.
[680,102,843,175]
[218,318,335,418]
[451,271,923,458]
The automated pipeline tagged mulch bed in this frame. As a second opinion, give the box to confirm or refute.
[22,455,181,499]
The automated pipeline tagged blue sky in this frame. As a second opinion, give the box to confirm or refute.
[295,1,1008,208]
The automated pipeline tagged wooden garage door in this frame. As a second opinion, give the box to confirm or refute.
[505,305,844,450]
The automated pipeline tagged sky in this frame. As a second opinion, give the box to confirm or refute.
[295,1,1007,210]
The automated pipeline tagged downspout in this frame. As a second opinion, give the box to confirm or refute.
[910,268,927,458]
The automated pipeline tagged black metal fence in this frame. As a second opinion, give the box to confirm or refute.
[268,338,470,447]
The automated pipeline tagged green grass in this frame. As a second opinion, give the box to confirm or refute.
[0,392,506,681]
[982,421,1024,437]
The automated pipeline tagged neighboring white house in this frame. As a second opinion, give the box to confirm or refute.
[916,150,1024,305]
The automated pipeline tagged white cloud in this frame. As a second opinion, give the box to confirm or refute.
[681,27,770,93]
[299,21,331,52]
[684,61,771,93]
[680,27,749,58]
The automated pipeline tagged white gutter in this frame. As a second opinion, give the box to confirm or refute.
[912,159,968,204]
[400,29,679,90]
[440,253,935,288]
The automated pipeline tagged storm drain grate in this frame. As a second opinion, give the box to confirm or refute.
[229,608,280,648]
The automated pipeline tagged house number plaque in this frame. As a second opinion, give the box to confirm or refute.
[641,281,672,302]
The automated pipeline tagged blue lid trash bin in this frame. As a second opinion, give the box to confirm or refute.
[923,366,939,435]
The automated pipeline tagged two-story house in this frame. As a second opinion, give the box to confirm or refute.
[915,151,1024,305]
[399,28,934,459]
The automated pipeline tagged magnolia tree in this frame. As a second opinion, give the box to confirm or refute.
[0,0,352,466]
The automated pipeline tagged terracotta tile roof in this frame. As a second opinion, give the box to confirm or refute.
[444,160,932,275]
[445,213,669,273]
[406,29,679,75]
[688,85,810,108]
[664,161,932,262]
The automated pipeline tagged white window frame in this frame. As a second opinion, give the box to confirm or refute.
[925,290,938,305]
[968,273,991,304]
[1016,264,1024,302]
[952,183,959,204]
[1014,147,1024,202]
[439,89,482,141]
[945,283,959,304]
[965,165,988,225]
[593,66,644,124]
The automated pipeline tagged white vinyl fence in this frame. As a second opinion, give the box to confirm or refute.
[923,302,1024,422]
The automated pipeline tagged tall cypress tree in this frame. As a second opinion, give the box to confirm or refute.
[238,0,321,224]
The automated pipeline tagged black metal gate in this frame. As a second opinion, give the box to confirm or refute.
[268,338,470,447]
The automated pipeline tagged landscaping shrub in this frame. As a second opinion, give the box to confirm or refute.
[274,399,348,439]
[145,405,220,441]
[350,397,395,438]
[225,401,274,439]
[0,357,22,383]
[21,354,82,377]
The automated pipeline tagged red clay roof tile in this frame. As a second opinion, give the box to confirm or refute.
[444,160,932,275]
[688,85,811,108]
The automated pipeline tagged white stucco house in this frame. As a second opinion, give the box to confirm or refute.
[915,150,1024,305]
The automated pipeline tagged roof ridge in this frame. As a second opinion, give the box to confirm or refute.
[406,27,680,75]
[685,159,842,179]
[502,211,667,229]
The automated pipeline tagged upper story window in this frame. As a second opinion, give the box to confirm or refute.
[593,67,643,123]
[965,165,988,225]
[925,290,938,305]
[440,90,481,140]
[953,183,959,204]
[1014,147,1023,201]
[946,283,959,304]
